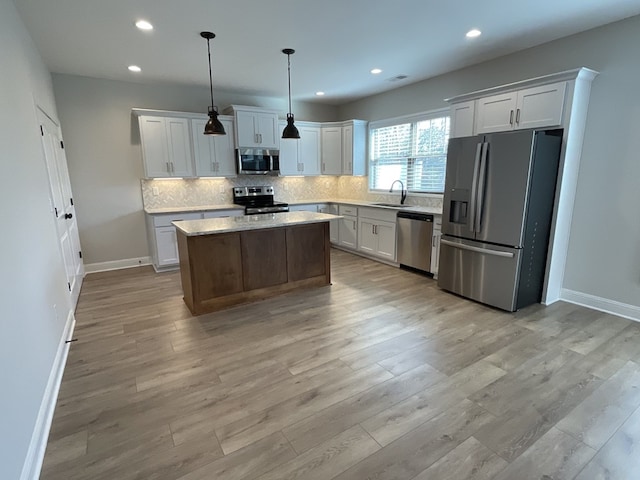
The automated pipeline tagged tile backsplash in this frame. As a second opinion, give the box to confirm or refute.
[141,176,442,209]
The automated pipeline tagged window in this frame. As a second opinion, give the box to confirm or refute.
[369,110,450,194]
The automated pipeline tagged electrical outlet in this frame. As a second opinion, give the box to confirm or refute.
[152,186,159,196]
[219,184,226,194]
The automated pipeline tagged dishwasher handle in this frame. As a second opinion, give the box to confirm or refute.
[397,212,433,222]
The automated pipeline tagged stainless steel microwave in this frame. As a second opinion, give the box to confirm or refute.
[236,148,280,175]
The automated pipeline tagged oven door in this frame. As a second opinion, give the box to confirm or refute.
[236,149,280,175]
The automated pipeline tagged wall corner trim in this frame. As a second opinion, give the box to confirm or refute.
[20,311,76,480]
[560,288,640,323]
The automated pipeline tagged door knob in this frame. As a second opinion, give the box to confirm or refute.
[65,213,73,219]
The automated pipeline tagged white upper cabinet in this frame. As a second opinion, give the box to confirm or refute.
[191,117,236,177]
[321,126,342,175]
[450,100,475,138]
[475,92,519,134]
[228,106,279,149]
[342,120,367,176]
[299,125,321,175]
[278,122,321,176]
[138,115,194,178]
[515,82,566,130]
[475,81,566,134]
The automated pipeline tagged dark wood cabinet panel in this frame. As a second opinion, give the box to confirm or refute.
[286,223,329,282]
[177,222,331,315]
[240,229,288,290]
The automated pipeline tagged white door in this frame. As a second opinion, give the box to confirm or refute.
[358,219,377,255]
[165,118,193,177]
[278,120,300,175]
[139,116,170,177]
[214,119,236,176]
[39,109,84,308]
[339,215,357,249]
[299,126,321,175]
[515,82,566,130]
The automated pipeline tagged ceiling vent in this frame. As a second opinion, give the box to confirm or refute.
[388,74,408,82]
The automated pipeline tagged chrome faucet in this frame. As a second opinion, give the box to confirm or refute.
[389,180,407,205]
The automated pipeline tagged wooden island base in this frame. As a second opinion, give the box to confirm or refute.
[177,222,331,315]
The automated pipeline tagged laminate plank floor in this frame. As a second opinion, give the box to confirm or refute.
[41,249,640,479]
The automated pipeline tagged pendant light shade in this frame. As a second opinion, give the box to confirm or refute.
[281,48,300,139]
[200,31,226,136]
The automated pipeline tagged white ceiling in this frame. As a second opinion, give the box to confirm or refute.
[15,0,640,105]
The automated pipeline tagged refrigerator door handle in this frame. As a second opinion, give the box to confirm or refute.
[441,239,515,258]
[468,142,483,233]
[475,142,489,233]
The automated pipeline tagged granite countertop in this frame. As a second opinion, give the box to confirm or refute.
[146,200,442,216]
[173,211,340,236]
[144,204,243,215]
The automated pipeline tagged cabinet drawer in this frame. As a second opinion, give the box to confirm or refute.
[339,205,358,216]
[152,212,202,227]
[359,207,397,223]
[203,209,243,218]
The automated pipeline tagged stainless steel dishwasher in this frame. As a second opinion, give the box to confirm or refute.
[397,211,434,274]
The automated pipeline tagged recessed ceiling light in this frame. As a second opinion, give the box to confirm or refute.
[315,91,325,96]
[370,68,383,75]
[466,29,482,38]
[128,65,142,72]
[135,20,153,31]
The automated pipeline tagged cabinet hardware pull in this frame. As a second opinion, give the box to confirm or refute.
[64,213,73,220]
[516,108,521,124]
[353,220,356,230]
[166,162,170,172]
[509,110,514,125]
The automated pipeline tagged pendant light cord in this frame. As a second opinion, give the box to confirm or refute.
[287,53,292,115]
[207,38,214,110]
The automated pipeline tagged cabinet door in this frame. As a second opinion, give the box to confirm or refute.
[339,215,357,249]
[376,221,396,260]
[475,92,517,134]
[165,118,193,177]
[192,118,216,176]
[278,120,299,175]
[139,116,170,177]
[213,119,236,176]
[256,113,279,149]
[203,209,243,218]
[342,124,353,174]
[235,111,259,147]
[431,218,442,277]
[299,125,321,175]
[156,226,179,266]
[515,81,566,130]
[358,219,377,255]
[321,126,343,175]
[450,101,475,138]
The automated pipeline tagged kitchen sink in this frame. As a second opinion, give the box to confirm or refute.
[372,203,406,208]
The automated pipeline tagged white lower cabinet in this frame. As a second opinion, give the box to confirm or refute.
[203,209,243,219]
[318,204,339,243]
[288,204,319,212]
[357,207,397,262]
[147,212,203,271]
[339,215,358,249]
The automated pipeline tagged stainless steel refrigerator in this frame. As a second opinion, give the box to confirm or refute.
[437,129,563,311]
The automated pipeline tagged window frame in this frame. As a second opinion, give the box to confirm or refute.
[368,107,450,197]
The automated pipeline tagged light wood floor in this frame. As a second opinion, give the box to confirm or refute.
[42,249,640,479]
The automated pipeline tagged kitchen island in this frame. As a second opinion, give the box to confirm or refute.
[173,212,338,315]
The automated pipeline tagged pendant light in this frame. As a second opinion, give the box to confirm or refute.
[281,48,300,139]
[200,31,226,135]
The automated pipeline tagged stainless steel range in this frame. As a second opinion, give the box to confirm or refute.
[232,186,289,215]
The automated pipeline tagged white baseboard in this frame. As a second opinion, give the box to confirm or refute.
[20,310,76,480]
[560,288,640,323]
[84,256,151,273]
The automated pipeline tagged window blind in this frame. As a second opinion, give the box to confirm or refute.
[369,113,450,194]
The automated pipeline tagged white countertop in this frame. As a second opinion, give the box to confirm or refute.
[147,200,442,216]
[144,204,243,215]
[173,211,340,236]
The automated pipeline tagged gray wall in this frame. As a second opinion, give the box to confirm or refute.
[0,0,72,477]
[340,15,640,312]
[52,74,339,265]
